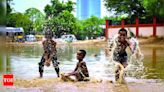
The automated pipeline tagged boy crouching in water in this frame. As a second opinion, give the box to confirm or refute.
[38,30,60,78]
[61,50,89,81]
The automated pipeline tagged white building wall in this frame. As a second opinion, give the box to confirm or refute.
[108,26,164,38]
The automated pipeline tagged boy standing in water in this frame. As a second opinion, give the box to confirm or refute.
[38,30,60,78]
[61,50,89,81]
[112,28,133,83]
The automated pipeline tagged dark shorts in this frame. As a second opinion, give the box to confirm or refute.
[113,51,128,63]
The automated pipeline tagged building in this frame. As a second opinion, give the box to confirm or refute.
[61,0,110,19]
[89,0,101,18]
[76,0,101,20]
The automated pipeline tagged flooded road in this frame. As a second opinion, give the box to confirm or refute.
[0,44,164,82]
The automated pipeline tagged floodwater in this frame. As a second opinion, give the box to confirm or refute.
[0,44,164,82]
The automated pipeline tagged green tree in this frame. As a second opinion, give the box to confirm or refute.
[72,20,86,40]
[82,16,103,39]
[24,8,45,33]
[74,16,104,40]
[47,10,77,37]
[104,0,146,18]
[65,0,75,12]
[6,13,32,34]
[0,0,13,25]
[44,0,76,37]
[142,0,164,17]
[7,0,13,15]
[44,0,75,18]
[0,0,5,25]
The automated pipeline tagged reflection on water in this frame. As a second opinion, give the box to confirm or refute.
[142,47,164,79]
[152,48,156,68]
[0,44,164,80]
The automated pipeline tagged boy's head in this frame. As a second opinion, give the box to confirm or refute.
[45,29,53,39]
[118,28,127,42]
[76,50,86,61]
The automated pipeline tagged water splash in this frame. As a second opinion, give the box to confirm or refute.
[126,37,145,78]
[106,30,145,79]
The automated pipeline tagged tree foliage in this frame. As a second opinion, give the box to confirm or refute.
[104,0,164,18]
[82,16,104,39]
[24,8,45,33]
[7,0,13,15]
[141,0,164,17]
[6,0,105,39]
[0,0,6,25]
[47,10,77,37]
[44,0,75,18]
[72,16,104,40]
[6,0,33,34]
[6,13,32,34]
[44,0,76,37]
[104,0,146,18]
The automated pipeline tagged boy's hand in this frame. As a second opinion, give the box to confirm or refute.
[67,72,76,76]
[125,39,131,45]
[65,73,71,77]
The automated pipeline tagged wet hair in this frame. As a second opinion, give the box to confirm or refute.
[79,50,86,57]
[118,28,127,35]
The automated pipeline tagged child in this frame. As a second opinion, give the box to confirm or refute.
[61,50,89,81]
[112,28,133,83]
[38,30,60,78]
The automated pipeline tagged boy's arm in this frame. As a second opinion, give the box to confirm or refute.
[126,39,134,54]
[129,45,134,54]
[73,62,78,73]
[126,38,131,46]
[66,63,78,76]
[111,37,117,52]
[42,41,46,51]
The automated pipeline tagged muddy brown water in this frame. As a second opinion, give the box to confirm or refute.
[0,44,164,82]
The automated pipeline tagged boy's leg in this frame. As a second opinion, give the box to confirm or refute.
[60,73,76,82]
[122,61,128,68]
[118,63,125,83]
[38,56,45,78]
[114,62,125,83]
[114,62,120,81]
[52,56,60,77]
